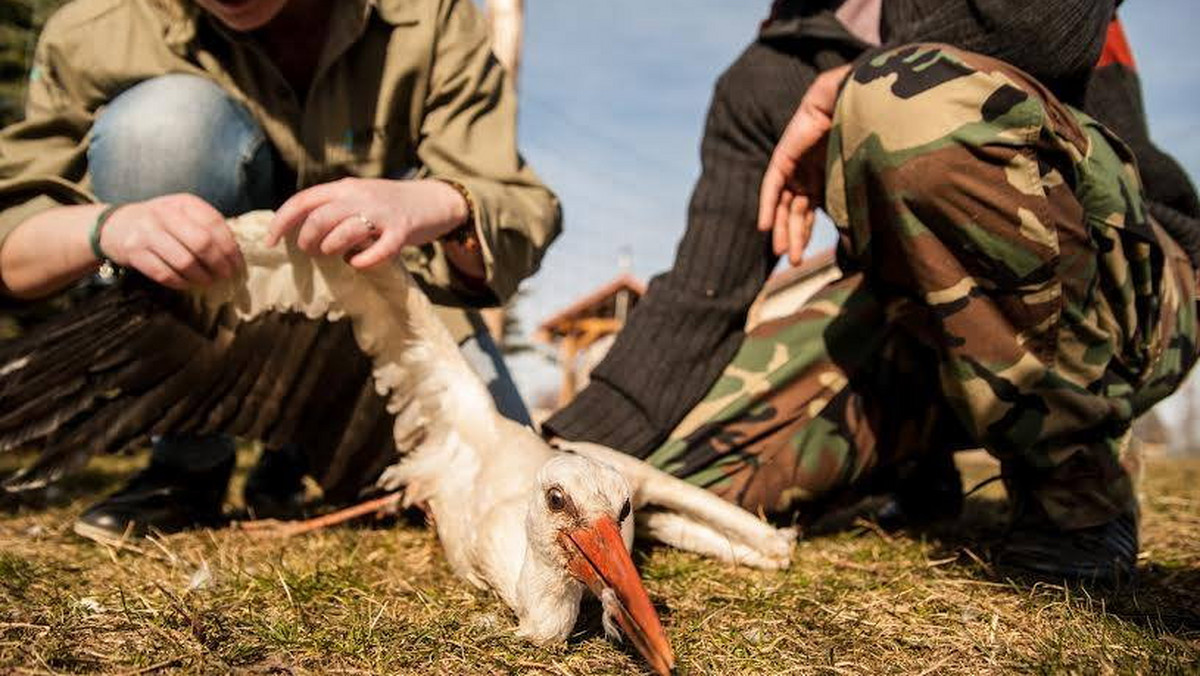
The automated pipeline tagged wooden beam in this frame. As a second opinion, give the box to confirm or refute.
[558,332,578,407]
[485,0,524,82]
[573,317,622,334]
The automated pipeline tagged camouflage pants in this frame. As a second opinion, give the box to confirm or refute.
[646,45,1198,529]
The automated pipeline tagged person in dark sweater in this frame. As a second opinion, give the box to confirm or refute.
[544,1,870,453]
[545,1,1200,582]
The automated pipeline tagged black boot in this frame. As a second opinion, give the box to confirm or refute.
[806,452,964,535]
[996,496,1138,585]
[243,443,309,520]
[874,452,965,531]
[73,451,234,545]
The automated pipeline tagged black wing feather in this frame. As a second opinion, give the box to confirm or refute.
[0,275,400,499]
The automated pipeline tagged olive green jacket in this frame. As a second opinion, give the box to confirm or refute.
[0,0,561,338]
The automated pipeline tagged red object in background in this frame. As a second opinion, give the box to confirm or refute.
[1097,19,1136,69]
[762,0,785,29]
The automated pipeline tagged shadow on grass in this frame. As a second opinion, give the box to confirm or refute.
[570,579,676,669]
[1099,565,1200,635]
[800,489,1200,638]
[933,495,1199,635]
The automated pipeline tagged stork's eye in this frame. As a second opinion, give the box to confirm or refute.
[546,487,567,512]
[618,499,631,524]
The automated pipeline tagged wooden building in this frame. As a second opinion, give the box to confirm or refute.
[536,274,645,407]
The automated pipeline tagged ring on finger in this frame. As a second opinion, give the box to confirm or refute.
[356,213,379,236]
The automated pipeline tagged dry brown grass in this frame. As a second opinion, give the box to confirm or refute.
[0,450,1197,675]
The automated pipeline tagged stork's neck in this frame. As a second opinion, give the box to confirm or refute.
[513,538,584,643]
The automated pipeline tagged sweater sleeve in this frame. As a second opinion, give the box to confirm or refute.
[1082,19,1200,265]
[542,43,819,456]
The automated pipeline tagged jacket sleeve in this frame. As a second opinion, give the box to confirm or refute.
[881,0,1117,94]
[412,0,561,307]
[0,12,98,255]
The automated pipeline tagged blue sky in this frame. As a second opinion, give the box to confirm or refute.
[502,1,1200,412]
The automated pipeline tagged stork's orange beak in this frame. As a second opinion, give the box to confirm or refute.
[561,516,675,675]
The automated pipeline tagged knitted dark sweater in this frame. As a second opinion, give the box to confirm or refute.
[543,1,1199,455]
[881,0,1117,104]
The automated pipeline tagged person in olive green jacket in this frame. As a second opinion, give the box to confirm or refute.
[0,0,561,542]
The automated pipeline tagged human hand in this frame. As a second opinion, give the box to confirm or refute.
[100,194,244,290]
[758,64,851,266]
[266,178,472,271]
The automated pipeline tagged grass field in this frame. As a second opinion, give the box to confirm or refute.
[0,449,1197,675]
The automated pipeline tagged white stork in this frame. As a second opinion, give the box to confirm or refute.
[0,211,794,674]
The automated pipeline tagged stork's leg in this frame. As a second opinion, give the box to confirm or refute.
[238,493,402,538]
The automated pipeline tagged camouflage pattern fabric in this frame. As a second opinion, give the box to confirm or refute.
[646,45,1198,530]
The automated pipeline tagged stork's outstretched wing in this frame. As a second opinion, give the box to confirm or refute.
[0,279,393,500]
[0,211,484,502]
[558,441,796,570]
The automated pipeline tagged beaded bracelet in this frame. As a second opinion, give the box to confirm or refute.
[436,178,479,248]
[88,204,124,280]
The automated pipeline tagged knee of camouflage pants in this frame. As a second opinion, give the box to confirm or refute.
[824,44,1197,529]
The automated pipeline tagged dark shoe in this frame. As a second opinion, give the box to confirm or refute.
[875,453,964,531]
[243,444,309,520]
[996,498,1138,585]
[806,453,964,535]
[73,454,234,546]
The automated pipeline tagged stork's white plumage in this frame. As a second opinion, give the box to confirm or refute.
[0,211,795,674]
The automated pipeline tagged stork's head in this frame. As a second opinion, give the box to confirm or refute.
[518,453,675,675]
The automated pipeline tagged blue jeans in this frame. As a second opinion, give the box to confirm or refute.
[90,75,531,473]
[90,74,277,217]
